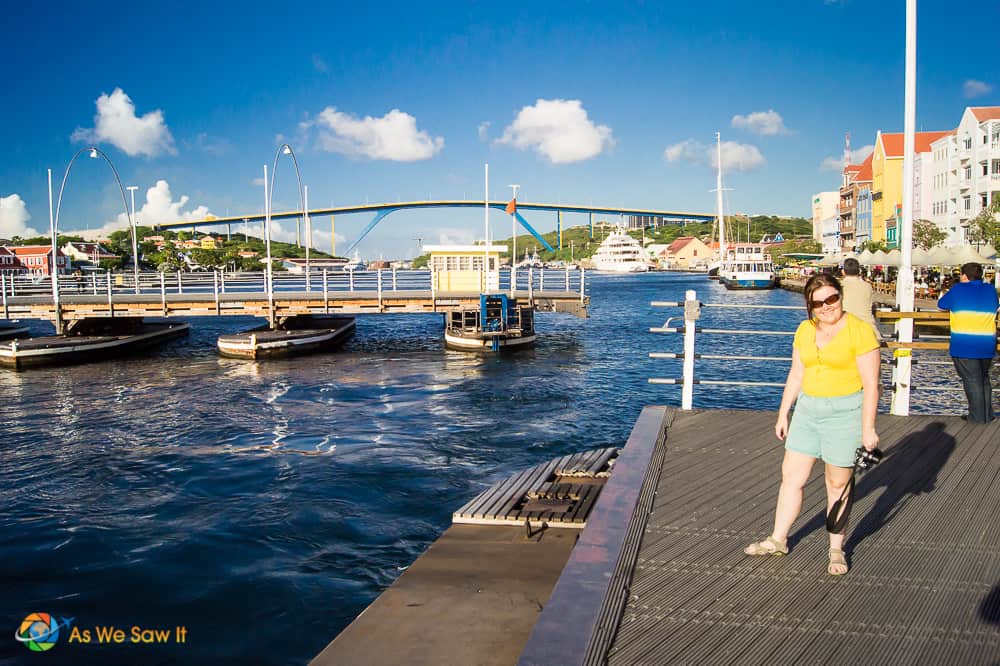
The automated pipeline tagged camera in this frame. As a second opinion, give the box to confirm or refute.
[854,447,883,471]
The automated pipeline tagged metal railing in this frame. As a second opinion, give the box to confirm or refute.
[648,289,988,412]
[0,267,588,322]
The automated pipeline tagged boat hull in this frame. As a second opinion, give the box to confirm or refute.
[444,330,536,351]
[721,276,776,290]
[591,262,649,273]
[218,316,356,359]
[0,319,189,370]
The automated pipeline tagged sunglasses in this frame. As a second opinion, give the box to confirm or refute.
[809,293,841,309]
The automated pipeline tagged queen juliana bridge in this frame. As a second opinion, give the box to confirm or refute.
[2,200,713,330]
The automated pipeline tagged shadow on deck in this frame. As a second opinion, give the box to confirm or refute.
[523,408,1000,665]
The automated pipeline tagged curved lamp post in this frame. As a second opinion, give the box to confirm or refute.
[49,146,134,334]
[264,143,307,328]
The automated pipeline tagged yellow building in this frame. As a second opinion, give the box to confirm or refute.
[200,236,221,250]
[425,244,506,292]
[871,130,952,246]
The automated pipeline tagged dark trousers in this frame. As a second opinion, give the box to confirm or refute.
[952,356,995,423]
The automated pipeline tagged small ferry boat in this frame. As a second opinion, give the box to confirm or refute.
[0,321,30,341]
[591,226,650,273]
[217,315,355,359]
[717,244,777,290]
[0,318,189,370]
[444,294,536,352]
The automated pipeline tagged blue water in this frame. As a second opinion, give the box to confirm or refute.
[0,273,966,664]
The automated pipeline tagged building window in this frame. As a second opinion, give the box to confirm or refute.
[965,165,972,180]
[983,163,989,176]
[983,195,988,209]
[964,196,972,212]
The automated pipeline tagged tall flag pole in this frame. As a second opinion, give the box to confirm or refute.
[891,0,917,416]
[507,185,519,296]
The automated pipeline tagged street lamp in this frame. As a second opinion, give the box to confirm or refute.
[49,146,132,334]
[126,185,139,293]
[264,144,307,326]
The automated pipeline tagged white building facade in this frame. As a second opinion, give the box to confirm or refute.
[811,191,840,244]
[930,107,1000,246]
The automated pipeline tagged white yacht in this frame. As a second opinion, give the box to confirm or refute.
[590,227,650,273]
[717,244,777,290]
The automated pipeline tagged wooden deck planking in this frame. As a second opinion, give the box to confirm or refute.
[600,409,1000,666]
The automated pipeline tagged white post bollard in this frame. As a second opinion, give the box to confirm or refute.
[177,270,183,294]
[323,269,329,314]
[528,267,534,304]
[682,289,699,410]
[580,268,586,304]
[377,269,383,310]
[160,272,167,315]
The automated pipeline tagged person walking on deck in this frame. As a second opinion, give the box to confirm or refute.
[841,258,879,337]
[937,262,999,424]
[745,273,881,575]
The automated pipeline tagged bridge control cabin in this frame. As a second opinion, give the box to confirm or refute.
[425,244,506,293]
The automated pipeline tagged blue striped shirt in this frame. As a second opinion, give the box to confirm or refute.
[937,280,999,358]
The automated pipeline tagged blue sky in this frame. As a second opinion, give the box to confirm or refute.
[1,0,997,258]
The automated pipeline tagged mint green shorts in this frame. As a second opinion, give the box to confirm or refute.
[785,391,862,468]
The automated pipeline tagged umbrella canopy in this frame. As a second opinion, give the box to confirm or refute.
[858,249,875,266]
[951,245,992,265]
[883,249,902,267]
[926,245,954,265]
[870,249,889,265]
[978,243,997,260]
[817,254,841,267]
[911,248,931,266]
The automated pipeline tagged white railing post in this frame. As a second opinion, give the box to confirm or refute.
[213,270,220,315]
[528,267,534,304]
[430,267,437,312]
[220,270,226,294]
[377,269,383,310]
[682,289,699,410]
[580,268,586,304]
[1,273,7,320]
[349,269,355,292]
[106,270,114,317]
[392,267,397,291]
[177,270,183,294]
[565,266,570,291]
[160,272,166,315]
[510,266,517,298]
[540,268,545,291]
[322,269,329,314]
[92,272,98,295]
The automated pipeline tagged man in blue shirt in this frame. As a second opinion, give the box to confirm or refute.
[937,262,1000,423]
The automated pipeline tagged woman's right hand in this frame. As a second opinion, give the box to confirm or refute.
[775,414,789,441]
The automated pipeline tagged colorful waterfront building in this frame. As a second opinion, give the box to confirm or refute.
[811,191,839,252]
[929,106,1000,246]
[854,154,874,247]
[839,162,863,250]
[871,129,952,247]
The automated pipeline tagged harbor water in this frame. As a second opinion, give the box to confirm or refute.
[0,272,971,664]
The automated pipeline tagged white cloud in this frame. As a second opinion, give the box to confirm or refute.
[251,177,266,187]
[496,99,614,164]
[310,107,444,161]
[731,109,789,135]
[437,229,477,245]
[72,88,177,158]
[663,139,765,172]
[99,180,210,232]
[0,194,39,238]
[819,143,874,171]
[478,121,491,141]
[963,79,993,99]
[312,54,329,73]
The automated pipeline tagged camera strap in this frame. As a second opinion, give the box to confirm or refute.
[826,467,857,534]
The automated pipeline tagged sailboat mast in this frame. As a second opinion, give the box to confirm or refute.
[716,133,727,258]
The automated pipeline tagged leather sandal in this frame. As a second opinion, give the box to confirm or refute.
[828,548,848,575]
[744,536,788,556]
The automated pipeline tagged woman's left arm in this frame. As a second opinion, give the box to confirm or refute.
[856,348,880,450]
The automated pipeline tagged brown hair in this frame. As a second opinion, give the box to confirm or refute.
[960,262,983,281]
[804,273,843,320]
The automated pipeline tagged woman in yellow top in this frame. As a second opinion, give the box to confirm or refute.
[745,273,881,575]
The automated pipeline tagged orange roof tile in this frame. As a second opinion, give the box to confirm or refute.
[667,237,696,253]
[854,153,874,182]
[8,245,55,256]
[879,130,954,157]
[970,106,1000,122]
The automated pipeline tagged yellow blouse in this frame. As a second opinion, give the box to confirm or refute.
[793,313,880,397]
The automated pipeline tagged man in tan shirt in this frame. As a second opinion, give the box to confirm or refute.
[841,258,880,336]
